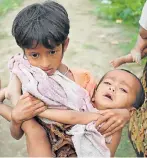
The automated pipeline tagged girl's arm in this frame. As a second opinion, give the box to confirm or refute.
[38,109,101,125]
[106,129,122,157]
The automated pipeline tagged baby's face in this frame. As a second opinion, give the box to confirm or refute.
[94,70,140,110]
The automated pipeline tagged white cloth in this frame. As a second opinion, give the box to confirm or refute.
[139,1,147,30]
[67,122,110,157]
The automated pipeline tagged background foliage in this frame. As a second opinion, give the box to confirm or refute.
[93,0,146,25]
[0,0,22,17]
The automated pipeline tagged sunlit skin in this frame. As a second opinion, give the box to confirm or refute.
[93,70,140,110]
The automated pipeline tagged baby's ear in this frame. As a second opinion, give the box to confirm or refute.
[128,107,136,116]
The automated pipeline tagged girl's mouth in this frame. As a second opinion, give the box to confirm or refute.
[44,69,54,75]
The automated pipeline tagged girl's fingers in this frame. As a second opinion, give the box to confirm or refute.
[33,106,47,116]
[33,101,46,110]
[98,110,110,115]
[104,126,122,137]
[102,121,120,134]
[19,92,31,100]
[95,113,114,128]
[98,119,115,133]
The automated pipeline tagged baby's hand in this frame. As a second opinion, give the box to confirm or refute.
[11,92,47,124]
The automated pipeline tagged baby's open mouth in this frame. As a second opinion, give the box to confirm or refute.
[104,94,113,100]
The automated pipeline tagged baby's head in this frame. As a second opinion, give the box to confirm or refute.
[93,69,145,111]
[12,1,70,75]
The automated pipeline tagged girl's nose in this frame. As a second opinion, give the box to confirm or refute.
[41,57,51,69]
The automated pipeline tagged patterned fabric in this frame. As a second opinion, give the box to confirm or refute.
[129,63,147,157]
[36,117,76,157]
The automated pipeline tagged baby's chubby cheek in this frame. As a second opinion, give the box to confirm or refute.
[94,99,106,110]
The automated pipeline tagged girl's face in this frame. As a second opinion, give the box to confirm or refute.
[24,39,69,76]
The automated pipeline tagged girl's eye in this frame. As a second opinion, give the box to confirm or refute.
[31,53,39,58]
[49,50,56,55]
[104,81,111,85]
[120,88,127,93]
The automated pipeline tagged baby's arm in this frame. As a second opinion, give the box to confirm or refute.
[38,109,101,125]
[106,129,122,157]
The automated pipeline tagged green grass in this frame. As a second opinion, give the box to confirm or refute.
[0,0,22,16]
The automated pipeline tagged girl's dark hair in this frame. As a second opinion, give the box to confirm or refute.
[12,0,70,49]
[94,69,145,109]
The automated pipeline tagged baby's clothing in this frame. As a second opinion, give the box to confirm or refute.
[8,53,110,157]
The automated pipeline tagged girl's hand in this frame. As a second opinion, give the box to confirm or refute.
[95,109,130,137]
[11,92,47,124]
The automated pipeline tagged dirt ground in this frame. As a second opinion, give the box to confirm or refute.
[0,0,143,156]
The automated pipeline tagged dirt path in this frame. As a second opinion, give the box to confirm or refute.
[0,0,142,156]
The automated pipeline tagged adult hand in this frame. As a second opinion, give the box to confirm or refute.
[95,109,130,137]
[11,92,47,124]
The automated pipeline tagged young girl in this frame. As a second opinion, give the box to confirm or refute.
[0,1,131,157]
[110,2,147,68]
